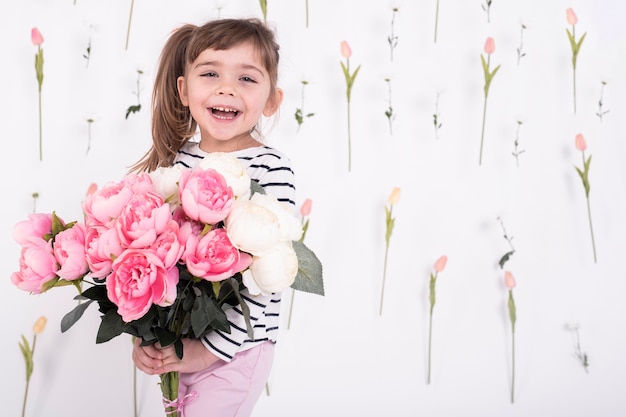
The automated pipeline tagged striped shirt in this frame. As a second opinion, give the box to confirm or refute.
[174,141,296,362]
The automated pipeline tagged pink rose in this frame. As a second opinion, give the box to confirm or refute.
[184,228,252,282]
[151,220,184,269]
[179,167,234,225]
[85,226,123,279]
[11,239,58,293]
[106,249,179,322]
[54,223,89,280]
[116,192,172,248]
[13,213,53,245]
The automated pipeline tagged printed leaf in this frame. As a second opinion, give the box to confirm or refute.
[291,240,324,296]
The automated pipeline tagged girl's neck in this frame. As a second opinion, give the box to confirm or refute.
[198,134,262,153]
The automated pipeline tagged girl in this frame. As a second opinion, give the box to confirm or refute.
[130,18,295,417]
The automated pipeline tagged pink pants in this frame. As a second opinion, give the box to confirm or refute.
[178,341,274,417]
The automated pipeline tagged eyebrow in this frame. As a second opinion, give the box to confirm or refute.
[194,61,265,78]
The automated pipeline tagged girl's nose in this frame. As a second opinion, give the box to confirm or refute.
[216,81,236,96]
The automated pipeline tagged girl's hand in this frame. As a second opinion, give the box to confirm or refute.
[132,338,221,375]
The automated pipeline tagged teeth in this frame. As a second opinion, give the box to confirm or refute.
[213,107,237,113]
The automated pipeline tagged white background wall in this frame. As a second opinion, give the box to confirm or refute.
[2,1,626,416]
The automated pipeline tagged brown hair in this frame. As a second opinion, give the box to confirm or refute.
[131,18,280,173]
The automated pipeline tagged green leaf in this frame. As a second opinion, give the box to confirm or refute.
[125,104,141,119]
[191,290,213,336]
[429,273,437,314]
[229,278,254,339]
[498,250,515,269]
[250,180,266,196]
[508,291,517,329]
[155,326,178,348]
[96,309,128,343]
[291,240,324,296]
[61,299,95,333]
[19,335,34,380]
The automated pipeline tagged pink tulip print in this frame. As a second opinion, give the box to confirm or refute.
[573,134,597,263]
[288,198,313,329]
[340,40,361,172]
[31,27,45,161]
[380,187,400,316]
[427,255,448,384]
[479,37,501,165]
[504,270,517,404]
[566,8,586,113]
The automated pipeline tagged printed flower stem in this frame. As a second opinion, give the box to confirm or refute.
[427,302,434,383]
[31,28,45,161]
[510,315,516,404]
[305,0,309,27]
[380,189,400,316]
[574,134,597,263]
[340,41,360,172]
[427,255,447,384]
[379,234,391,316]
[434,0,440,43]
[259,0,268,23]
[20,317,47,417]
[479,38,500,166]
[125,0,135,51]
[504,271,517,404]
[583,173,597,263]
[566,9,586,114]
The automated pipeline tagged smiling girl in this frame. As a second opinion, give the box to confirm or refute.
[131,18,295,417]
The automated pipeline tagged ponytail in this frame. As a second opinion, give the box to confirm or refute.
[131,24,198,173]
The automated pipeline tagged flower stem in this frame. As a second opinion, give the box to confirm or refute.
[38,89,43,161]
[125,0,135,51]
[585,195,597,263]
[21,335,37,417]
[427,309,433,384]
[434,0,440,43]
[573,68,577,114]
[479,94,488,166]
[379,243,390,316]
[305,0,309,28]
[511,329,515,404]
[347,100,352,172]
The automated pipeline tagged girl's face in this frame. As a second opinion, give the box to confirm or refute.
[177,42,283,152]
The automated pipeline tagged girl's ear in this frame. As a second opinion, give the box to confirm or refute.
[263,88,284,117]
[177,76,189,106]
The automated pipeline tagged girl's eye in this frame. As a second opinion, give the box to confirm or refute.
[240,76,256,83]
[202,71,217,77]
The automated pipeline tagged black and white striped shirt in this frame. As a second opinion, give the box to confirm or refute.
[174,141,296,362]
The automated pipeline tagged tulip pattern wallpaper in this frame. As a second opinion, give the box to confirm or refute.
[2,1,626,416]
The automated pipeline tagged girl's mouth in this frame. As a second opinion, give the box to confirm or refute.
[211,107,240,120]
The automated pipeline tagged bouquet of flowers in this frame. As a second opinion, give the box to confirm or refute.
[10,152,323,417]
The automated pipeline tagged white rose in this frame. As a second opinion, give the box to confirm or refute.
[248,193,303,242]
[148,165,184,205]
[225,199,281,256]
[198,152,251,199]
[243,241,298,296]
